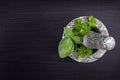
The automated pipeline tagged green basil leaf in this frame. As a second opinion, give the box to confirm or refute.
[64,27,74,38]
[72,36,83,44]
[58,37,74,58]
[88,16,96,27]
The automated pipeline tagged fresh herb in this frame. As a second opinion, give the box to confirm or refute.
[73,29,81,36]
[72,36,83,44]
[64,27,74,38]
[79,23,91,35]
[74,19,82,30]
[58,37,74,58]
[58,16,97,59]
[76,45,93,58]
[88,16,96,27]
[74,18,91,36]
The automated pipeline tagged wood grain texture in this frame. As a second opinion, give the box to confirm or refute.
[0,0,119,80]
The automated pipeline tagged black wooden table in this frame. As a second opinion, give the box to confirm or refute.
[0,0,119,80]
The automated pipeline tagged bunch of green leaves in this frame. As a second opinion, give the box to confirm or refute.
[58,16,96,58]
[74,19,90,36]
[58,27,82,58]
[73,16,96,36]
[88,16,96,27]
[76,45,93,58]
[73,16,96,58]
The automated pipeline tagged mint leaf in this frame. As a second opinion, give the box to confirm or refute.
[74,19,82,30]
[76,45,93,58]
[64,27,74,38]
[79,23,91,35]
[74,19,91,36]
[88,16,96,27]
[72,36,83,44]
[58,37,74,58]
